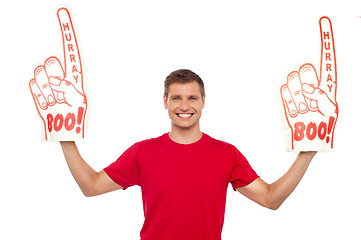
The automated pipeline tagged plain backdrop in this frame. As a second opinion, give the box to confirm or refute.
[1,0,361,239]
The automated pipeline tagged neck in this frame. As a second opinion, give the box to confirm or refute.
[168,125,202,144]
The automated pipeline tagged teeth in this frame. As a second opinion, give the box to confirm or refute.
[178,113,192,118]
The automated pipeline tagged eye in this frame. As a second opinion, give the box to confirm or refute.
[172,97,180,101]
[189,97,197,101]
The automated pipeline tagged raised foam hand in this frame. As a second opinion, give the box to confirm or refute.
[29,8,87,141]
[281,17,338,151]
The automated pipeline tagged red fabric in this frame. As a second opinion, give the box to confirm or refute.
[104,133,259,240]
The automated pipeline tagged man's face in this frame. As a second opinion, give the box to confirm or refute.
[164,81,205,131]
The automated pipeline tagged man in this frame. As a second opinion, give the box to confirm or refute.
[60,69,316,240]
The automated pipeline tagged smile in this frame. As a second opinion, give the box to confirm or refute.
[176,113,194,118]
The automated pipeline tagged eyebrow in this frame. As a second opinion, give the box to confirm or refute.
[169,94,200,99]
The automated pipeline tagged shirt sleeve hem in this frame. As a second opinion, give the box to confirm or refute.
[231,176,260,191]
[103,168,130,190]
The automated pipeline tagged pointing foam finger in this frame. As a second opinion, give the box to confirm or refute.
[287,71,308,114]
[57,7,82,89]
[319,16,337,103]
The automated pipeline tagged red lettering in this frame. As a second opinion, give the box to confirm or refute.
[327,84,333,92]
[294,121,332,142]
[77,107,84,125]
[306,122,317,140]
[76,107,85,134]
[63,23,70,31]
[46,111,81,134]
[70,54,75,62]
[67,43,74,52]
[324,42,330,50]
[65,33,71,41]
[54,114,64,132]
[326,52,331,61]
[294,122,305,141]
[323,31,330,40]
[47,114,53,132]
[328,117,335,134]
[327,74,333,82]
[326,63,331,71]
[72,65,78,73]
[318,122,327,140]
[65,113,76,131]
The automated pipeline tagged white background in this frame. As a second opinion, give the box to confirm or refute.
[1,0,361,239]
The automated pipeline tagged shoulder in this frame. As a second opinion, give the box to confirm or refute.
[204,134,248,163]
[203,134,244,158]
[204,133,238,150]
[132,133,167,149]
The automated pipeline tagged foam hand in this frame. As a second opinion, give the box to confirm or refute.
[29,8,87,141]
[281,17,338,151]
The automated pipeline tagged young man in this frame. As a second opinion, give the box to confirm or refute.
[60,69,316,240]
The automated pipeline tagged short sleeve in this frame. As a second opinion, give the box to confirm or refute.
[103,143,140,190]
[230,148,259,190]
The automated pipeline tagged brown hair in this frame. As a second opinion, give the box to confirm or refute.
[164,69,205,98]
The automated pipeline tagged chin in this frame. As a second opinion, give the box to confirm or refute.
[172,121,198,130]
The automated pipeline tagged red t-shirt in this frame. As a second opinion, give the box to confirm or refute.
[104,133,259,240]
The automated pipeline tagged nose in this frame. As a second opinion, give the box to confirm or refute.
[179,100,190,111]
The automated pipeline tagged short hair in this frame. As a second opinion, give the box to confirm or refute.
[164,69,205,98]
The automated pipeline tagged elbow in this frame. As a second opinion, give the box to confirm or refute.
[81,187,98,197]
[79,175,101,197]
[268,203,282,211]
[262,201,281,210]
[82,190,93,197]
[83,192,94,197]
[264,195,283,210]
[263,186,285,210]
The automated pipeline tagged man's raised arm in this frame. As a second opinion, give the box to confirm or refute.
[60,141,122,197]
[236,151,317,210]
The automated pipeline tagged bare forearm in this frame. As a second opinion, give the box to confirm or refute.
[60,141,99,196]
[267,151,316,209]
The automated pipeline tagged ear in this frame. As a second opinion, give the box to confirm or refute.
[163,95,168,109]
[202,95,206,109]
